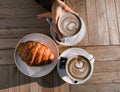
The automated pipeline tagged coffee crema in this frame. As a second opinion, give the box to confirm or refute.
[66,56,91,80]
[58,13,81,36]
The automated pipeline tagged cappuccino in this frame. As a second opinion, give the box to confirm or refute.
[58,13,81,36]
[66,55,91,81]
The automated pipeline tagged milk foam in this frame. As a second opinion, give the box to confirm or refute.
[58,13,81,36]
[66,56,90,80]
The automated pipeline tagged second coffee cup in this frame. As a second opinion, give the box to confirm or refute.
[58,48,94,84]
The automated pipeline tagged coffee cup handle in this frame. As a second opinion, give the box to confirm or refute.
[89,54,94,64]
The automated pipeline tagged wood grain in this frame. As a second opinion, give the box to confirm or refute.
[30,78,42,92]
[54,84,69,92]
[94,60,120,73]
[59,46,120,61]
[41,71,54,92]
[115,0,120,42]
[19,72,30,92]
[66,0,89,46]
[87,72,120,84]
[53,68,69,92]
[0,46,120,65]
[70,83,120,92]
[8,65,19,92]
[0,28,51,39]
[86,0,99,45]
[0,0,120,92]
[0,66,9,92]
[0,7,46,18]
[95,0,109,45]
[0,0,40,8]
[106,0,120,45]
[0,17,48,29]
[0,50,14,65]
[0,39,19,49]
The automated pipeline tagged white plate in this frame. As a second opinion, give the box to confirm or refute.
[50,17,86,46]
[57,48,94,85]
[14,33,59,77]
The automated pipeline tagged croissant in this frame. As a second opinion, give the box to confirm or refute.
[17,41,55,66]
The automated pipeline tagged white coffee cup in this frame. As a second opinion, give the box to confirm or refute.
[57,12,81,37]
[65,55,94,84]
[47,13,86,46]
[58,48,94,84]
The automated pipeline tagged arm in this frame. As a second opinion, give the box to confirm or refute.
[52,0,78,39]
[36,0,77,40]
[36,0,64,12]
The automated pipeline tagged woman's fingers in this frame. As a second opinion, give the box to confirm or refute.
[63,5,79,16]
[51,0,78,42]
[52,6,64,40]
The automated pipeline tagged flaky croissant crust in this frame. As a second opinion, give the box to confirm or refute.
[17,41,54,66]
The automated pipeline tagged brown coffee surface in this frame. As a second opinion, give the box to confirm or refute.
[58,13,81,36]
[66,56,90,80]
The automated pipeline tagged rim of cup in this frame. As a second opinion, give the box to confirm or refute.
[57,12,82,37]
[65,55,94,83]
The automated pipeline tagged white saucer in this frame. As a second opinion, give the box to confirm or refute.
[57,48,94,85]
[14,33,59,77]
[50,17,86,46]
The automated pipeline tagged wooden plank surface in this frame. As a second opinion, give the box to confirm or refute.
[0,46,120,64]
[86,0,99,45]
[59,46,120,61]
[0,7,46,18]
[19,72,30,92]
[106,0,120,45]
[41,71,54,92]
[30,78,42,92]
[70,83,120,92]
[115,0,120,41]
[0,0,120,92]
[95,0,109,45]
[0,18,48,29]
[0,39,19,49]
[94,60,120,73]
[0,28,51,39]
[8,65,19,92]
[66,0,89,46]
[53,68,69,92]
[0,66,9,92]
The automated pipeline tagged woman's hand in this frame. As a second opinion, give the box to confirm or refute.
[52,0,77,40]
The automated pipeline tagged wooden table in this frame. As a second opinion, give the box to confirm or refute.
[0,0,120,92]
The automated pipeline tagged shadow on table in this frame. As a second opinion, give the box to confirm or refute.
[0,65,65,90]
[37,66,65,88]
[0,0,65,90]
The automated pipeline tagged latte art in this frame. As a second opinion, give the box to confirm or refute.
[66,56,90,80]
[58,13,81,36]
